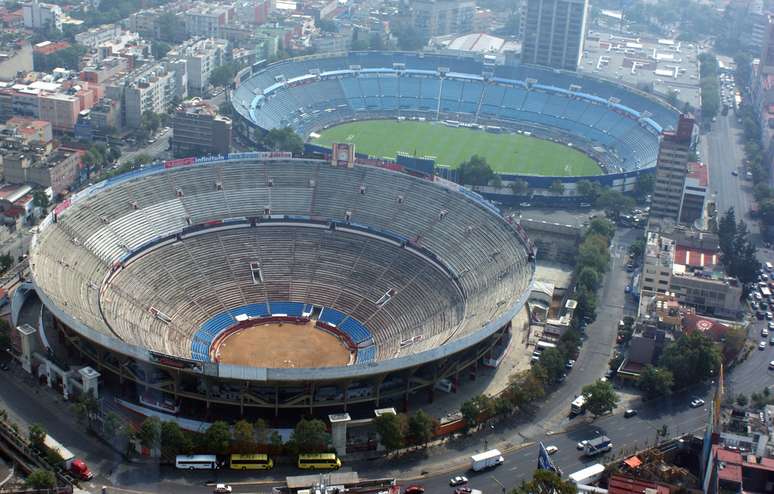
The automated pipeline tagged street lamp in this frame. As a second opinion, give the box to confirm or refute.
[491,475,506,494]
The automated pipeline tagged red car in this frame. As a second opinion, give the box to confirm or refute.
[404,486,425,494]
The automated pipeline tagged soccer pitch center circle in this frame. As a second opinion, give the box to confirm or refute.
[232,52,677,181]
[29,155,536,410]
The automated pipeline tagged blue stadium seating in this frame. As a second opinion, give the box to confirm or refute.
[339,318,371,343]
[319,307,345,326]
[356,345,377,363]
[269,301,304,317]
[232,52,677,171]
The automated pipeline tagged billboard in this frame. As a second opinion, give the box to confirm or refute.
[331,143,355,168]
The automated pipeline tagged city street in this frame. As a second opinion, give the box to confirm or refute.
[701,111,757,237]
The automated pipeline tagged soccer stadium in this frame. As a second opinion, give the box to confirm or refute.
[28,154,535,414]
[231,51,678,180]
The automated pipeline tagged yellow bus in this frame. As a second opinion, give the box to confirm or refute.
[297,453,341,470]
[229,453,274,470]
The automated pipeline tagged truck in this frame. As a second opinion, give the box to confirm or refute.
[583,436,612,457]
[570,395,587,415]
[43,434,93,480]
[568,463,605,485]
[470,449,504,472]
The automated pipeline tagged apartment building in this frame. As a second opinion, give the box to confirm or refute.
[106,64,178,128]
[75,23,123,48]
[679,161,708,226]
[184,5,233,38]
[166,38,228,96]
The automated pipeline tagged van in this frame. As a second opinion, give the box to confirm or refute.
[766,262,773,271]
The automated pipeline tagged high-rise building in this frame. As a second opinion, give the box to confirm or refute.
[520,0,589,71]
[650,114,695,223]
[411,0,475,39]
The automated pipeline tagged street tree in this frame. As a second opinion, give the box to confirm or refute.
[233,419,256,454]
[723,325,747,363]
[136,417,161,450]
[160,421,192,459]
[549,180,565,195]
[458,155,495,186]
[659,331,721,388]
[33,190,49,212]
[290,418,329,452]
[577,234,611,274]
[512,469,577,494]
[638,365,674,399]
[372,412,406,452]
[257,127,304,155]
[577,266,601,292]
[576,179,601,200]
[510,178,529,195]
[587,217,615,241]
[407,410,435,446]
[460,395,495,428]
[202,421,232,456]
[254,418,269,445]
[582,380,619,418]
[537,347,566,384]
[28,423,46,447]
[25,469,56,489]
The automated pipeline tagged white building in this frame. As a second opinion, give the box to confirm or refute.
[166,38,228,96]
[75,24,123,49]
[22,0,63,31]
[106,64,178,128]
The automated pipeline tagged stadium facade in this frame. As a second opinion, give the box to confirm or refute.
[232,51,678,187]
[27,154,535,414]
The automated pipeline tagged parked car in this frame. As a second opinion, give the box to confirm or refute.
[769,360,774,370]
[624,409,638,418]
[213,485,232,494]
[545,445,559,455]
[404,486,425,494]
[566,360,575,369]
[577,440,589,450]
[760,341,768,350]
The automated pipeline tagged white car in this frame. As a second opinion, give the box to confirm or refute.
[576,440,588,450]
[690,398,705,408]
[760,341,768,350]
[769,360,774,370]
[545,445,559,455]
[763,328,770,337]
[213,485,232,494]
[449,476,469,486]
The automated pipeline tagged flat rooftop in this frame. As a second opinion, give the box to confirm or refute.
[580,31,700,110]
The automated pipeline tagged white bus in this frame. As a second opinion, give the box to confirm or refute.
[176,455,219,470]
[568,463,605,485]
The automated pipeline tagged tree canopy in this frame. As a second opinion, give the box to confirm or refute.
[512,469,577,494]
[407,410,435,446]
[373,412,406,452]
[638,365,674,399]
[290,418,329,452]
[25,469,56,489]
[458,155,496,186]
[256,127,304,155]
[202,421,231,456]
[659,331,721,388]
[582,380,619,418]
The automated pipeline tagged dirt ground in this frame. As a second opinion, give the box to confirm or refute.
[215,320,352,368]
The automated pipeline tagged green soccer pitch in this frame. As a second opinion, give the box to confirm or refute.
[312,120,603,176]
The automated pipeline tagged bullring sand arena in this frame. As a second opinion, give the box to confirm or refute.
[214,320,352,368]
